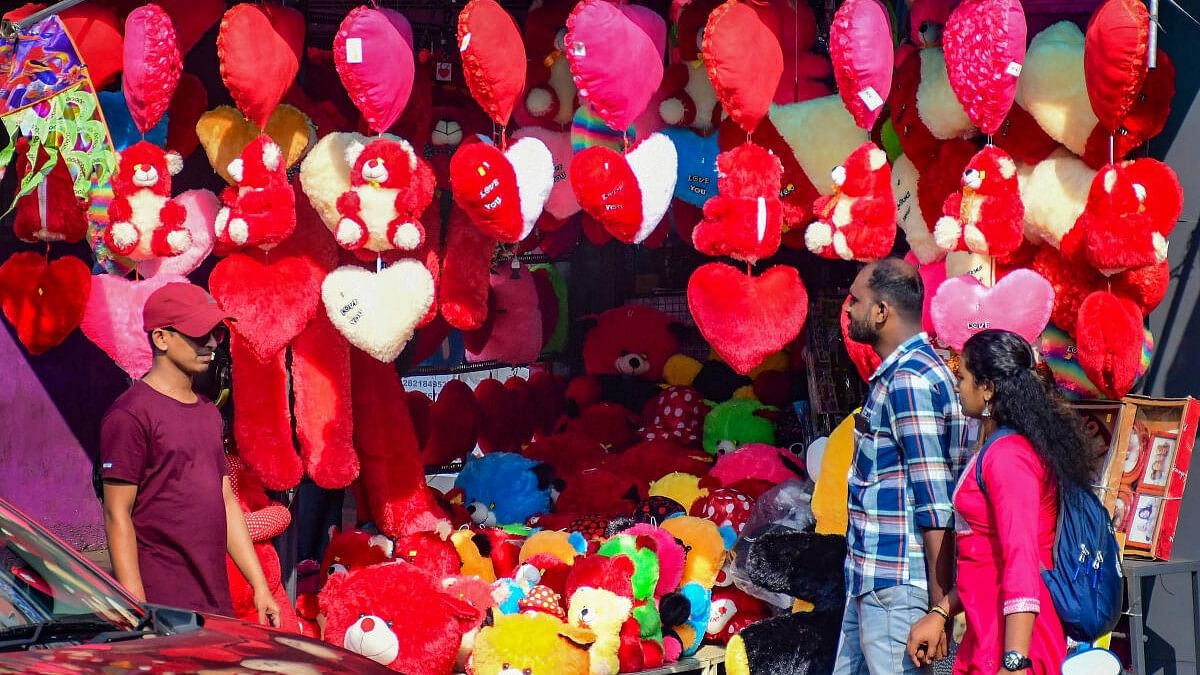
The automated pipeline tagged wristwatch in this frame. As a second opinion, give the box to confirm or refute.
[1002,650,1033,671]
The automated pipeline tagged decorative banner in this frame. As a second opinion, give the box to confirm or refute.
[457,0,526,127]
[217,3,305,128]
[931,268,1054,351]
[123,4,182,134]
[703,0,784,134]
[334,7,416,134]
[943,0,1027,135]
[829,0,894,130]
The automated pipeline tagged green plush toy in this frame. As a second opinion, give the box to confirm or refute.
[599,534,663,640]
[703,399,777,456]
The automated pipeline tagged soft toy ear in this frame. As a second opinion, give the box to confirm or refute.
[262,141,282,172]
[717,524,737,550]
[227,157,245,183]
[344,139,367,167]
[576,313,599,334]
[558,622,597,648]
[532,462,556,492]
[165,151,184,176]
[659,591,691,625]
[368,534,394,558]
[398,138,419,171]
[568,531,588,554]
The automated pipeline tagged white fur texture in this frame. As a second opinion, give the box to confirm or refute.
[626,133,678,244]
[1016,22,1097,155]
[770,96,861,196]
[659,98,686,126]
[1022,149,1096,247]
[262,141,282,172]
[505,136,554,240]
[685,61,719,132]
[804,220,833,251]
[526,87,554,116]
[933,216,962,252]
[945,251,995,285]
[343,614,399,665]
[322,261,435,363]
[164,151,184,176]
[227,158,244,184]
[301,132,366,227]
[893,154,945,264]
[917,49,975,140]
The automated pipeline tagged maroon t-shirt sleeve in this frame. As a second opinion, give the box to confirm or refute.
[100,409,148,484]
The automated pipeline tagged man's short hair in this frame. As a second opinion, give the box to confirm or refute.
[866,257,923,322]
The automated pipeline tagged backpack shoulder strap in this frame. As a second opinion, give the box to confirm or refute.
[974,427,1017,500]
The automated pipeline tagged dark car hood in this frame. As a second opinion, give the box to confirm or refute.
[0,614,394,673]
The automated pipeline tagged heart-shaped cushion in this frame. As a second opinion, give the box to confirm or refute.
[458,0,526,126]
[688,262,809,375]
[62,3,124,90]
[197,105,315,184]
[624,133,678,244]
[322,259,435,363]
[217,3,305,128]
[466,267,544,364]
[840,294,881,381]
[703,0,784,134]
[931,268,1054,351]
[1075,290,1144,400]
[123,4,183,134]
[138,189,218,279]
[943,0,1027,135]
[570,145,644,243]
[1082,49,1174,168]
[565,0,665,133]
[505,136,555,240]
[450,142,525,243]
[0,253,91,356]
[513,127,580,220]
[167,73,208,158]
[335,7,415,134]
[1084,0,1150,134]
[80,272,189,377]
[829,0,894,131]
[661,127,720,208]
[161,0,225,56]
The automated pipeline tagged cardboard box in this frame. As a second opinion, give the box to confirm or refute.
[1070,400,1131,506]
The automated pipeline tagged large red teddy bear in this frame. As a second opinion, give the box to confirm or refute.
[692,143,801,264]
[805,142,895,262]
[1075,158,1183,275]
[214,134,297,252]
[933,145,1025,257]
[12,138,88,244]
[103,140,191,261]
[334,137,436,251]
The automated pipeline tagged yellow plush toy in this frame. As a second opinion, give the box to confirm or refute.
[470,612,595,675]
[520,530,587,566]
[812,411,858,536]
[648,472,708,513]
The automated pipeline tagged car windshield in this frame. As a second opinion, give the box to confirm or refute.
[0,500,142,633]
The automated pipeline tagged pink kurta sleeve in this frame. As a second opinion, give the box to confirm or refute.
[983,437,1050,615]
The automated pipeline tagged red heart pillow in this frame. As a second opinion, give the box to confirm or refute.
[218,4,305,128]
[1085,0,1150,134]
[450,142,525,242]
[458,0,526,126]
[1075,290,1144,400]
[0,253,90,356]
[570,145,643,242]
[704,0,783,134]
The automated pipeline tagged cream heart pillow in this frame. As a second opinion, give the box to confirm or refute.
[321,260,434,362]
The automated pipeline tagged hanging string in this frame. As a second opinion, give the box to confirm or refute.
[1109,133,1115,165]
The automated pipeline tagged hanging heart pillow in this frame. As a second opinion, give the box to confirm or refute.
[0,253,91,356]
[322,260,435,363]
[688,262,809,375]
[1075,290,1144,400]
[167,74,208,158]
[513,127,580,220]
[829,0,894,130]
[161,0,226,56]
[943,0,1027,135]
[1084,0,1150,134]
[123,4,183,134]
[624,133,678,245]
[80,272,189,377]
[661,126,720,208]
[931,268,1055,351]
[335,7,415,134]
[138,190,219,279]
[450,138,553,243]
[704,0,784,134]
[217,3,305,129]
[571,145,643,242]
[197,105,316,185]
[60,3,124,90]
[565,0,666,134]
[458,0,526,126]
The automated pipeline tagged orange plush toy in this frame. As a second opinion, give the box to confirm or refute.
[214,134,296,251]
[103,140,190,260]
[933,145,1024,258]
[804,142,895,262]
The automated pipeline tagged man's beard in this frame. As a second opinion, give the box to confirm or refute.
[847,316,878,345]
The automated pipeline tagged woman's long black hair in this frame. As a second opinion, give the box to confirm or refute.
[961,329,1097,488]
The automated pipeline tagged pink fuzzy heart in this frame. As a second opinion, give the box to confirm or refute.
[829,0,894,130]
[943,0,1027,135]
[139,189,219,279]
[334,7,415,134]
[80,273,189,377]
[931,268,1054,351]
[123,4,182,134]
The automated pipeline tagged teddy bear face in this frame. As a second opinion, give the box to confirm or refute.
[834,144,889,196]
[114,141,182,195]
[342,614,400,665]
[348,138,418,189]
[961,146,1017,197]
[470,613,594,675]
[320,528,392,584]
[567,586,633,636]
[454,452,553,527]
[582,305,681,381]
[715,143,784,198]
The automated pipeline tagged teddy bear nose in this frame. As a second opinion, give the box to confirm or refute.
[360,617,376,632]
[629,356,642,369]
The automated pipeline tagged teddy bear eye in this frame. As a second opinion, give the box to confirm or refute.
[524,669,532,675]
[502,663,510,670]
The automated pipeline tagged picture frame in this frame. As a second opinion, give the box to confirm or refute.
[1126,494,1161,548]
[1121,423,1148,481]
[1140,432,1178,491]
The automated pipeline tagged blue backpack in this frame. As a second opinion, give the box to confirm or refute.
[976,428,1124,642]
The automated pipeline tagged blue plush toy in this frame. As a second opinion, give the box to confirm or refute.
[454,452,554,527]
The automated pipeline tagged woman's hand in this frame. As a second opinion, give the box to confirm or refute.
[907,612,949,667]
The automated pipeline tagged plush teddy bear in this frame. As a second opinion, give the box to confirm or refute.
[334,136,436,251]
[601,439,713,486]
[454,452,555,527]
[705,584,769,645]
[103,140,191,261]
[564,553,643,674]
[658,0,723,132]
[933,145,1025,257]
[319,561,481,673]
[470,611,596,675]
[1075,158,1183,275]
[214,134,296,251]
[805,142,896,262]
[703,400,778,457]
[515,0,579,130]
[392,530,461,578]
[12,138,88,244]
[658,516,732,658]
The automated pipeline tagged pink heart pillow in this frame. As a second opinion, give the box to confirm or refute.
[931,268,1054,351]
[566,0,665,133]
[466,267,543,364]
[829,0,893,130]
[80,273,189,377]
[943,0,1027,135]
[139,190,219,278]
[123,4,182,134]
[335,7,415,134]
[513,127,579,220]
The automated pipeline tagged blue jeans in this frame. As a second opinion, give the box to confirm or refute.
[833,584,932,675]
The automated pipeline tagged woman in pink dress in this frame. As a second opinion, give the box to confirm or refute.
[906,330,1097,674]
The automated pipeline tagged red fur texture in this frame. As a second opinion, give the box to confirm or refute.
[692,143,785,264]
[993,103,1059,165]
[422,379,482,466]
[1077,159,1182,273]
[1034,232,1103,335]
[392,531,460,578]
[601,439,713,486]
[1075,291,1144,400]
[231,332,302,489]
[12,139,87,244]
[1083,51,1174,169]
[407,391,432,448]
[505,376,537,449]
[522,430,609,480]
[336,137,435,251]
[555,468,644,517]
[439,205,495,331]
[1111,261,1170,316]
[475,377,516,452]
[935,145,1024,257]
[350,349,444,537]
[450,141,525,242]
[566,403,639,451]
[807,142,896,262]
[214,134,296,252]
[570,146,644,242]
[582,305,680,380]
[528,370,567,438]
[0,253,90,356]
[919,140,979,227]
[104,140,189,260]
[717,116,817,234]
[292,310,357,489]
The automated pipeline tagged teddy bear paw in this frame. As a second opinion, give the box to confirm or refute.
[108,222,139,254]
[525,86,556,117]
[1153,232,1169,263]
[335,218,367,249]
[933,216,963,252]
[963,225,989,255]
[659,97,687,126]
[389,222,421,250]
[803,220,833,254]
[227,217,249,246]
[166,228,192,255]
[832,230,854,261]
[214,207,231,239]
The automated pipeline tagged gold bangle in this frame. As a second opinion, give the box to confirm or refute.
[928,606,950,621]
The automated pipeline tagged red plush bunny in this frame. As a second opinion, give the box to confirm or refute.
[692,143,797,264]
[933,145,1024,257]
[334,137,436,251]
[805,142,895,262]
[215,134,296,252]
[104,140,190,260]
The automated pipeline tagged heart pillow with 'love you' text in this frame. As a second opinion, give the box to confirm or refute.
[0,253,91,356]
[931,268,1054,351]
[322,259,435,363]
[450,138,554,243]
[571,145,643,242]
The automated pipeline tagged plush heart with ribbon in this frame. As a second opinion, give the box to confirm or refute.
[166,74,208,158]
[161,0,225,56]
[458,0,526,126]
[335,7,415,134]
[208,203,337,362]
[1075,290,1144,399]
[123,4,182,134]
[704,0,783,134]
[322,259,435,363]
[943,0,1027,135]
[138,190,219,279]
[513,127,580,220]
[1085,0,1150,134]
[931,268,1054,351]
[217,3,305,128]
[197,105,315,184]
[840,295,881,382]
[829,0,894,131]
[565,0,666,134]
[688,262,809,375]
[571,145,643,242]
[80,272,189,377]
[450,138,553,243]
[0,253,91,356]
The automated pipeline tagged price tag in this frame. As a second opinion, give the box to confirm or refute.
[1005,61,1023,77]
[858,86,884,111]
[345,37,363,64]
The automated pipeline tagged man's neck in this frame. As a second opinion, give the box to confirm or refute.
[873,324,922,363]
[142,361,198,404]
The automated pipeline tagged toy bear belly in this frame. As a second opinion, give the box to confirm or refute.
[357,186,402,235]
[549,58,577,126]
[831,194,854,227]
[685,63,718,131]
[129,191,168,236]
[961,192,983,225]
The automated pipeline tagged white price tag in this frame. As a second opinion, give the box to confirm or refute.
[345,38,363,64]
[1005,61,1023,77]
[460,32,472,52]
[859,86,884,111]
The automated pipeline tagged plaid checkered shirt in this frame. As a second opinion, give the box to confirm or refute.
[846,332,970,597]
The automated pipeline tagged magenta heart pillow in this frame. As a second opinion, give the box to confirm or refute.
[80,273,189,377]
[943,0,1027,135]
[139,189,219,279]
[334,7,415,134]
[829,0,893,130]
[565,0,665,133]
[513,127,579,220]
[931,268,1054,351]
[123,4,183,134]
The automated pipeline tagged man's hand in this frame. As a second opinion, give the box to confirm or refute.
[907,612,949,667]
[253,585,281,627]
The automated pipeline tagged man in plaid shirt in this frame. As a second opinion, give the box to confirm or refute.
[833,258,970,675]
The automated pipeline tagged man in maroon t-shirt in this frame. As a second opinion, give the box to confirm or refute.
[100,282,280,625]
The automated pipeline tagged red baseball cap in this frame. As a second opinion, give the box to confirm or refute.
[142,282,234,336]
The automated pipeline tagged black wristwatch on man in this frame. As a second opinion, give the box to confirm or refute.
[1002,650,1033,671]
